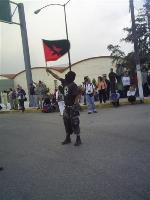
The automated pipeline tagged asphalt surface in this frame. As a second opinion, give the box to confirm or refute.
[0,104,150,200]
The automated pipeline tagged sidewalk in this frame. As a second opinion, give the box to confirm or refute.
[0,97,150,113]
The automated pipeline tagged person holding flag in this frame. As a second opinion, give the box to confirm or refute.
[43,38,81,145]
[46,68,82,146]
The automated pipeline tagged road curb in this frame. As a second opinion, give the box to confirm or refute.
[80,99,150,111]
[0,98,150,114]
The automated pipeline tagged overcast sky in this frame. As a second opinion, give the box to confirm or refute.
[0,0,143,74]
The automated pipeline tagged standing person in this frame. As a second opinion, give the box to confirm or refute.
[122,72,131,98]
[147,70,150,96]
[142,69,149,97]
[12,89,18,110]
[109,68,117,93]
[29,83,36,107]
[82,76,88,105]
[103,74,110,100]
[34,81,45,109]
[84,77,97,114]
[46,68,82,146]
[17,87,26,112]
[97,76,107,103]
[56,85,65,116]
[1,91,8,109]
[8,88,14,110]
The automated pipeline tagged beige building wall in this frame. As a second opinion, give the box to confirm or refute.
[14,72,27,90]
[64,56,115,84]
[14,68,65,93]
[13,56,115,93]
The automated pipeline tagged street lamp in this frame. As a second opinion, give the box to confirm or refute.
[34,0,72,71]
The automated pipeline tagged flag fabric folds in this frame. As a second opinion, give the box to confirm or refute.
[42,39,70,62]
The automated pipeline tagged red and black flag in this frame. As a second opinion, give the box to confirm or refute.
[42,39,70,62]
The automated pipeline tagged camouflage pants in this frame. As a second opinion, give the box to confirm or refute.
[63,106,80,136]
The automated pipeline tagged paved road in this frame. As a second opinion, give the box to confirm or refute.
[0,104,150,200]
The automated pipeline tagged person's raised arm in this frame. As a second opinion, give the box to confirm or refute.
[33,81,37,85]
[46,68,61,81]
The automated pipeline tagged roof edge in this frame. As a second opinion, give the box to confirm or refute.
[63,56,113,72]
[2,56,113,79]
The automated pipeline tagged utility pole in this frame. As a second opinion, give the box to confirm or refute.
[18,3,32,98]
[129,0,144,101]
[0,1,32,103]
[145,0,150,66]
[147,5,150,66]
[147,11,150,67]
[9,1,33,104]
[146,1,150,42]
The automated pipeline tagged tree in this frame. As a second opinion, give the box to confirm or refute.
[122,2,150,68]
[107,44,135,75]
[107,1,150,71]
[144,0,150,65]
[107,44,125,65]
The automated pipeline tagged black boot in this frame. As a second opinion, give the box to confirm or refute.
[74,135,82,146]
[62,135,71,145]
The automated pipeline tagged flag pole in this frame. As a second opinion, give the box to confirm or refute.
[45,61,49,76]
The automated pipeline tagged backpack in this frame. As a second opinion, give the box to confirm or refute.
[110,93,119,101]
[42,104,52,113]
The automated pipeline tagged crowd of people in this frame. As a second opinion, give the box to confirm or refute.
[0,86,26,112]
[81,67,150,110]
[0,67,150,113]
[0,82,56,112]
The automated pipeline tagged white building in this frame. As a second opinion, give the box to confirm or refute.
[64,56,115,84]
[1,56,115,93]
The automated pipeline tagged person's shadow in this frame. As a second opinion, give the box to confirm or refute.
[0,167,4,171]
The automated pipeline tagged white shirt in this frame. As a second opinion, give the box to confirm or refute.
[85,83,95,94]
[122,76,130,86]
[127,90,136,97]
[56,90,64,101]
